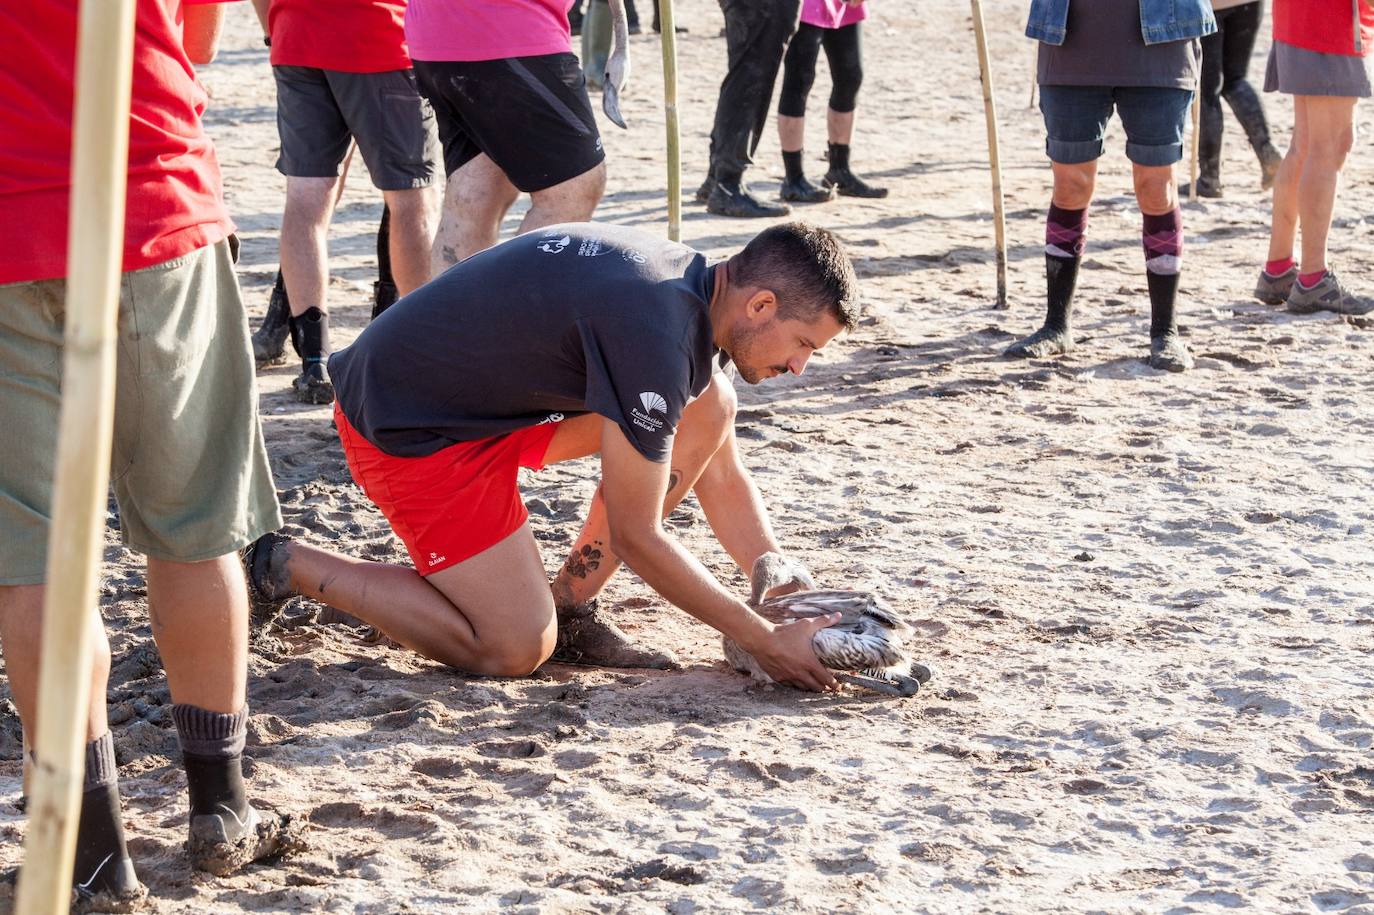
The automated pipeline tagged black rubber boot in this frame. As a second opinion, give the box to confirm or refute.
[823,143,888,198]
[288,307,334,404]
[251,272,291,368]
[694,173,717,204]
[780,150,833,203]
[707,175,791,218]
[780,175,833,203]
[1005,254,1079,359]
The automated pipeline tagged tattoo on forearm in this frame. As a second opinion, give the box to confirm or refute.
[562,541,604,580]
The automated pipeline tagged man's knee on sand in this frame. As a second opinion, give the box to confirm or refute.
[433,602,557,678]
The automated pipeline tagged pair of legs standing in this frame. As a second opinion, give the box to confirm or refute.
[1192,1,1282,197]
[1259,94,1367,313]
[699,0,802,218]
[0,242,291,902]
[776,21,887,203]
[413,53,607,272]
[259,65,442,404]
[1008,86,1194,372]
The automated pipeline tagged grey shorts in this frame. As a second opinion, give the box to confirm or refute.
[1264,40,1373,98]
[0,241,283,585]
[274,66,441,190]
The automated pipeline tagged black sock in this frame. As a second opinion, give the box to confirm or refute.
[73,733,134,894]
[172,705,249,822]
[376,205,393,288]
[290,307,330,363]
[782,150,805,182]
[827,142,851,173]
[1147,271,1181,337]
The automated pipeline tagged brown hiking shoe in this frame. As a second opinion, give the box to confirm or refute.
[553,601,678,670]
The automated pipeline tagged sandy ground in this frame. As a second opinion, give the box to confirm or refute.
[4,1,1374,912]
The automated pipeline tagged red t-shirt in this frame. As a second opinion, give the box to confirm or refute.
[1274,0,1374,57]
[0,0,235,285]
[269,0,412,72]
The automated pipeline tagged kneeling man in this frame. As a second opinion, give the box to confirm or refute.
[247,222,858,692]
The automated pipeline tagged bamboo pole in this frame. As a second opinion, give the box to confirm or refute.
[1188,93,1201,202]
[970,0,1008,308]
[15,0,138,910]
[658,0,681,242]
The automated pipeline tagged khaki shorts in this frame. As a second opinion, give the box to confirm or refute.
[0,240,282,585]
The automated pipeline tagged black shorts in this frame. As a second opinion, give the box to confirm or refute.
[412,53,605,192]
[274,66,440,190]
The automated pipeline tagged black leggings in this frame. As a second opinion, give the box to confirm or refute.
[1199,2,1272,161]
[778,22,863,118]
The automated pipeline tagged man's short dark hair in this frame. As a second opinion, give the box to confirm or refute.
[731,222,859,331]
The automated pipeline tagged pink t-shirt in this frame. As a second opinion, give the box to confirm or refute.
[405,0,573,62]
[801,0,867,30]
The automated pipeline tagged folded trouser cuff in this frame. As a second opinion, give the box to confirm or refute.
[1126,140,1185,167]
[1046,137,1104,164]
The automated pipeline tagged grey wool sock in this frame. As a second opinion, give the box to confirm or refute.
[84,731,119,790]
[171,704,248,758]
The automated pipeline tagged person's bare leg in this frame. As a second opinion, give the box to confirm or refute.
[1267,96,1308,264]
[430,154,520,274]
[826,107,854,145]
[282,525,556,677]
[0,584,138,899]
[145,556,247,714]
[145,554,299,873]
[778,113,805,152]
[279,176,339,317]
[1294,95,1357,276]
[0,585,110,747]
[551,375,736,611]
[381,186,439,296]
[517,161,607,236]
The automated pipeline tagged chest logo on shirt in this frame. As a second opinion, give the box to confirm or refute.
[630,391,668,434]
[537,234,571,254]
[577,238,612,257]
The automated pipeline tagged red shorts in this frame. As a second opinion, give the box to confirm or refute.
[334,405,560,575]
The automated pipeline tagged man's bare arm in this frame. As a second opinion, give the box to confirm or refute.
[599,420,837,691]
[692,420,782,577]
[249,0,271,37]
[183,2,229,64]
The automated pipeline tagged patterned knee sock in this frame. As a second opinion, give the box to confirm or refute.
[1044,203,1087,330]
[1143,208,1183,337]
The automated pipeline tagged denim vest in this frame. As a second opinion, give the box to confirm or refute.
[1026,0,1216,46]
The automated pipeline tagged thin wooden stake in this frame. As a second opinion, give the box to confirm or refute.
[1188,93,1201,202]
[658,0,681,242]
[15,0,137,910]
[970,0,1008,308]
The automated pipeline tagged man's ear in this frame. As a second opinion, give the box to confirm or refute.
[745,288,778,322]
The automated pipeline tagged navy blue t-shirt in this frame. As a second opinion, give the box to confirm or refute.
[330,222,720,464]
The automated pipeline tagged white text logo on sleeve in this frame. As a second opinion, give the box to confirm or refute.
[630,391,667,433]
